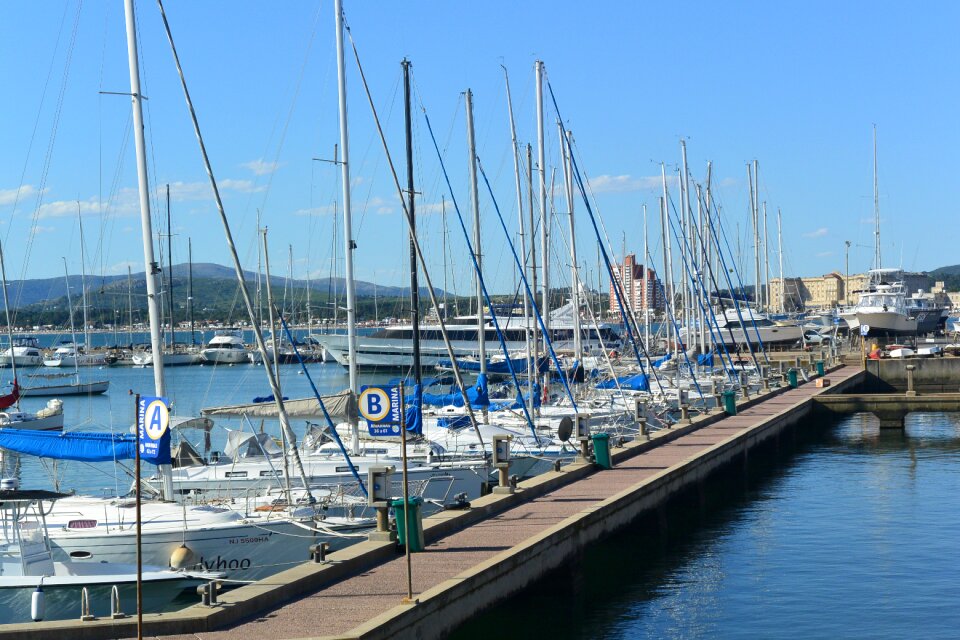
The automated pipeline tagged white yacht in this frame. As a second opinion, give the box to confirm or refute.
[199,328,249,364]
[0,483,220,624]
[840,269,918,337]
[0,337,43,368]
[680,307,803,349]
[320,303,622,371]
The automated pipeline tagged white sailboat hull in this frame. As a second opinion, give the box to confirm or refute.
[20,380,109,396]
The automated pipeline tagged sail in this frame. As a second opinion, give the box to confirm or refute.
[201,389,357,420]
[0,428,159,464]
[0,380,19,410]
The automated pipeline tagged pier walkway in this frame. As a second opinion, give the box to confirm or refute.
[7,365,864,640]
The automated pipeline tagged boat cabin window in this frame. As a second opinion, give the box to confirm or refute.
[225,471,248,478]
[66,519,98,530]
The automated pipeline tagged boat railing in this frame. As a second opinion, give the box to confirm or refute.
[80,586,95,621]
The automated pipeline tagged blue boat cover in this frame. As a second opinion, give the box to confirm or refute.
[0,429,165,465]
[595,373,650,392]
[652,354,672,367]
[697,353,715,366]
[421,374,489,408]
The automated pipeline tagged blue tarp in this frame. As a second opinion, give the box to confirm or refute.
[652,354,672,367]
[595,373,650,392]
[421,374,490,408]
[0,429,164,464]
[697,353,715,366]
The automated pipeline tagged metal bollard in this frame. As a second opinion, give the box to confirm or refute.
[906,364,917,397]
[309,542,331,563]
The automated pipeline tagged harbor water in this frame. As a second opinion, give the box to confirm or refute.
[451,411,960,639]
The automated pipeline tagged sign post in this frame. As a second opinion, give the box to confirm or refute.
[135,393,169,638]
[358,384,413,602]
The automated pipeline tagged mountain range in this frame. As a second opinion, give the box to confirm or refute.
[3,263,441,310]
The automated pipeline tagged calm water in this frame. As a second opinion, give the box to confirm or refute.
[451,412,960,639]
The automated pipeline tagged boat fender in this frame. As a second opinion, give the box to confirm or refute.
[170,543,196,569]
[31,585,44,622]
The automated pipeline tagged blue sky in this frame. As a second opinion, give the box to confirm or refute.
[1,1,957,296]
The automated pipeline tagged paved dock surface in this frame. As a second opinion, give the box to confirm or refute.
[140,366,862,640]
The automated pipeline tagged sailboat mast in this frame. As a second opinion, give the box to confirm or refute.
[127,266,133,345]
[124,0,171,500]
[334,0,360,454]
[0,240,19,406]
[166,184,176,349]
[403,59,421,386]
[873,124,881,270]
[502,66,531,399]
[560,127,582,359]
[188,238,195,345]
[76,203,90,352]
[535,60,550,343]
[763,201,770,312]
[777,209,784,314]
[642,203,649,348]
[62,259,80,376]
[660,164,673,353]
[465,89,487,376]
[527,143,539,362]
[123,0,165,398]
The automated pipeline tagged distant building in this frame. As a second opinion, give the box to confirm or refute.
[609,254,662,318]
[769,271,933,310]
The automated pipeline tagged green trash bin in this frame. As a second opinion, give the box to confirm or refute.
[592,432,612,469]
[815,360,825,376]
[392,496,425,552]
[787,368,798,388]
[722,389,737,416]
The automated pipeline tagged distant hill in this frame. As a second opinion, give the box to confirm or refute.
[2,263,444,310]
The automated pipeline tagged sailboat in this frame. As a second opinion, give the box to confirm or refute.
[31,258,110,394]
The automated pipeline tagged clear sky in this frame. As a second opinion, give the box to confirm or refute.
[1,1,957,297]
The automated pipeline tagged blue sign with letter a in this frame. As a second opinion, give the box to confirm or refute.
[358,385,403,437]
[138,395,171,465]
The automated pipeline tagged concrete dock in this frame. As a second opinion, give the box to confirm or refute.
[5,365,865,640]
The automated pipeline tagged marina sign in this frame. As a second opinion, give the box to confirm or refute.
[860,324,871,336]
[359,385,403,437]
[138,395,171,464]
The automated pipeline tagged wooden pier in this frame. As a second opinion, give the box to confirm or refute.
[2,365,865,640]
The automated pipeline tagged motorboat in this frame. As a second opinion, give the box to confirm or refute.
[0,482,221,623]
[840,270,918,337]
[42,342,108,368]
[0,337,44,368]
[199,329,249,364]
[680,307,803,348]
[320,303,622,371]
